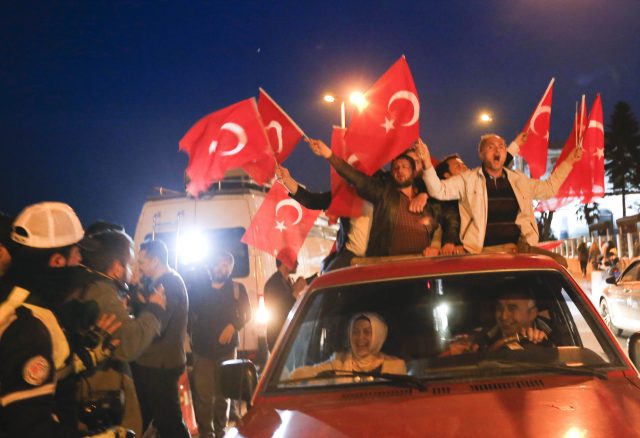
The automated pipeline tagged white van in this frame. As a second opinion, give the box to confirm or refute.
[133,174,337,364]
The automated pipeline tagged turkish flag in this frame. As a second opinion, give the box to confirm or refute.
[582,94,605,202]
[535,98,592,212]
[258,88,305,163]
[179,98,274,196]
[344,55,420,174]
[520,78,554,178]
[241,183,320,269]
[326,126,365,218]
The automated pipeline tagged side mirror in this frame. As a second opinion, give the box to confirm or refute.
[605,276,617,285]
[220,359,258,406]
[628,332,640,369]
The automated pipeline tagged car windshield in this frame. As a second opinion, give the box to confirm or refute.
[268,270,624,391]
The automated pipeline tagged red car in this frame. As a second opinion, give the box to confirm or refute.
[222,254,640,437]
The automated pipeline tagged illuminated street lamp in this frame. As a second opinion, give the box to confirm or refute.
[479,112,493,123]
[324,91,365,128]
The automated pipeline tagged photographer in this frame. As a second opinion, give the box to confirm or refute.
[78,230,166,436]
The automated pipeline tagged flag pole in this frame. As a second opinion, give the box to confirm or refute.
[574,102,578,150]
[580,94,586,149]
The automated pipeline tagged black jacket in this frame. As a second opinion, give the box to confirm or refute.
[328,155,439,257]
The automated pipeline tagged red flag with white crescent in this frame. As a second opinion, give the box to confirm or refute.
[536,97,598,212]
[179,98,273,196]
[326,126,365,218]
[581,94,605,202]
[344,55,420,174]
[241,183,320,269]
[520,78,554,178]
[257,88,305,163]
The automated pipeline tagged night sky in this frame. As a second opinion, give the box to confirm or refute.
[2,0,639,232]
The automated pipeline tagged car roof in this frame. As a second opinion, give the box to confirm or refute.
[309,253,567,289]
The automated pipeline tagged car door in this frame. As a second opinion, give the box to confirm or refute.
[617,261,640,329]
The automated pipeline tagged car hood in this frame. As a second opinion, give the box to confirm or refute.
[230,376,640,437]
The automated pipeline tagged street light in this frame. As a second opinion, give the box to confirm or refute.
[479,112,493,123]
[324,91,365,128]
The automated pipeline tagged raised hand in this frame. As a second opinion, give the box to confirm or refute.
[306,138,332,159]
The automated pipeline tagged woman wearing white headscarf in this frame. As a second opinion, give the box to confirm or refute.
[290,312,406,379]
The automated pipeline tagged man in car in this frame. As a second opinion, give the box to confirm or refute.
[444,288,552,355]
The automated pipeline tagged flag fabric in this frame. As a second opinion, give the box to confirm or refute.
[179,98,273,196]
[326,126,365,218]
[520,78,554,178]
[344,55,420,174]
[241,183,320,269]
[582,94,605,202]
[536,96,604,212]
[258,88,305,163]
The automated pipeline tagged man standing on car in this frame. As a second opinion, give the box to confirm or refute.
[419,135,583,265]
[132,239,190,437]
[191,251,251,438]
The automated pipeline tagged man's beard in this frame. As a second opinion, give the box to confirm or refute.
[394,178,413,188]
[212,272,229,283]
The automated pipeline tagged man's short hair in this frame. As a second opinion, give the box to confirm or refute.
[477,133,503,152]
[497,286,537,308]
[391,154,416,172]
[85,220,125,238]
[211,251,234,267]
[435,154,462,179]
[140,239,169,266]
[82,230,133,274]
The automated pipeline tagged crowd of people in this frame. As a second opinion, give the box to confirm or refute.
[0,203,255,438]
[274,131,582,273]
[0,129,586,437]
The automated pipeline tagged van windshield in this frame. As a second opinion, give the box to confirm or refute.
[145,227,249,277]
[269,270,624,390]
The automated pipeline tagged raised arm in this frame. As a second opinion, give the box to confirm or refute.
[528,146,583,199]
[276,165,332,210]
[415,139,465,201]
[306,138,382,203]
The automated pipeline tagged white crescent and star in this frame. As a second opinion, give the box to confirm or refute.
[209,122,247,156]
[380,90,420,133]
[594,148,605,159]
[266,120,284,153]
[588,120,604,134]
[274,199,303,231]
[529,105,551,138]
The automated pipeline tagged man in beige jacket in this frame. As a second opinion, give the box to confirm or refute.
[418,134,583,263]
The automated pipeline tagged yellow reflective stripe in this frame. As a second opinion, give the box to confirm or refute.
[1,383,56,406]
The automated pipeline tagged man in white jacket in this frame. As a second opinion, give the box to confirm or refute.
[418,134,583,264]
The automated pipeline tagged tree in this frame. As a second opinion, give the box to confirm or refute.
[604,101,640,216]
[576,202,600,226]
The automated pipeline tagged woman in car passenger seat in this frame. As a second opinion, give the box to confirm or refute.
[290,312,406,379]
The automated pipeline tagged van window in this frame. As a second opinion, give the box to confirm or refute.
[144,227,250,278]
[269,270,624,391]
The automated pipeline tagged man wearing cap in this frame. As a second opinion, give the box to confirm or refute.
[0,202,125,437]
[264,256,306,351]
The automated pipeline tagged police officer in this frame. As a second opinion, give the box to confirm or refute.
[0,202,127,438]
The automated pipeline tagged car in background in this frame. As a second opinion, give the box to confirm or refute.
[598,257,640,335]
[221,254,640,437]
